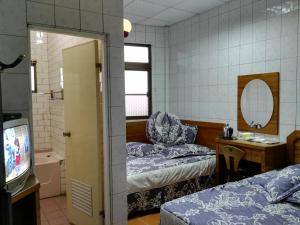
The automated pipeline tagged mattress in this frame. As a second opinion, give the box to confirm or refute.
[127,147,215,194]
[161,169,300,225]
[161,207,188,225]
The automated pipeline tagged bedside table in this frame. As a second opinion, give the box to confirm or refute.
[216,138,287,177]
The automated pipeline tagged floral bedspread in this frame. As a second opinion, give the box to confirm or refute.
[127,142,215,194]
[162,167,300,225]
[127,145,215,176]
[128,175,214,215]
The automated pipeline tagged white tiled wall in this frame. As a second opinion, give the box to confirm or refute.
[1,0,126,224]
[297,66,300,130]
[126,24,169,112]
[30,31,52,151]
[168,0,300,141]
[60,160,66,194]
[0,1,30,116]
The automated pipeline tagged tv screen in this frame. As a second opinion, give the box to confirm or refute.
[4,123,30,183]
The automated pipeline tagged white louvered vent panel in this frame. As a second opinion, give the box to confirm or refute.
[71,179,93,217]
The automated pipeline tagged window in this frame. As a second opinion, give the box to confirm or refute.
[125,44,151,119]
[31,61,37,93]
[60,67,64,89]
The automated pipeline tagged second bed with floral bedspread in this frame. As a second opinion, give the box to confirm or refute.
[161,164,300,225]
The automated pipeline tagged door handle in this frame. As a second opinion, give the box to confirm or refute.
[63,132,71,137]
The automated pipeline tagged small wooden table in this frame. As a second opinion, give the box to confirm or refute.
[11,175,41,225]
[216,138,287,175]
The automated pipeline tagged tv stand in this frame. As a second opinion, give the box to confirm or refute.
[11,175,40,225]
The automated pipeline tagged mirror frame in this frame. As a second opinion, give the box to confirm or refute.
[238,72,279,135]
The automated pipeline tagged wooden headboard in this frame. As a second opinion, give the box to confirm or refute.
[287,130,300,164]
[126,121,149,143]
[126,120,225,150]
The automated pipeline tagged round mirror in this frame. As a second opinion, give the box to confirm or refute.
[241,79,274,129]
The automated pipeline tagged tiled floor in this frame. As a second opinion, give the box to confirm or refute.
[41,195,160,225]
[40,195,70,225]
[128,211,160,225]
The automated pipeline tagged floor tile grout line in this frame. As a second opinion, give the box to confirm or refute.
[40,196,70,225]
[43,196,160,225]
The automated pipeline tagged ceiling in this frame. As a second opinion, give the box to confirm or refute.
[124,0,229,27]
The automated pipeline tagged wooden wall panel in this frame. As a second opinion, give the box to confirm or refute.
[126,120,225,150]
[182,120,224,150]
[295,140,300,164]
[287,130,300,164]
[126,121,148,143]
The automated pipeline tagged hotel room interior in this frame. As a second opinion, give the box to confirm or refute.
[0,0,300,225]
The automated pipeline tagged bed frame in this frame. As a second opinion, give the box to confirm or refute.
[126,120,225,149]
[287,130,300,164]
[126,119,225,215]
[160,130,300,224]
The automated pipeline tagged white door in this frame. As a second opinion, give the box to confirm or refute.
[62,40,104,225]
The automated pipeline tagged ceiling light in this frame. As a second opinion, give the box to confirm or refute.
[123,19,132,38]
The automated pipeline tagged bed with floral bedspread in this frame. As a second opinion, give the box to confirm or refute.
[161,164,300,225]
[127,112,217,215]
[127,143,216,214]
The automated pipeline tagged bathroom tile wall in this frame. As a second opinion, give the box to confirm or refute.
[168,0,299,141]
[126,24,169,112]
[60,160,66,194]
[30,31,52,151]
[0,0,126,224]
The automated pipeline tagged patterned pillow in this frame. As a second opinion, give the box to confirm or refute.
[248,170,278,186]
[264,164,300,203]
[286,189,300,204]
[126,142,156,157]
[146,111,185,146]
[181,125,198,144]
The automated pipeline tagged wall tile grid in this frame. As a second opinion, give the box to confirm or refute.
[0,0,126,224]
[3,0,299,223]
[125,24,169,112]
[0,0,29,118]
[168,0,300,141]
[30,31,52,151]
[60,160,66,194]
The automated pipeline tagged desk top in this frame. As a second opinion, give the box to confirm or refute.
[11,175,40,204]
[216,138,286,151]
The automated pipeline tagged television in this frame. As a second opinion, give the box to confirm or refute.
[3,118,31,195]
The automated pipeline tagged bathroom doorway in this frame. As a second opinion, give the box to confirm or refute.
[30,29,105,225]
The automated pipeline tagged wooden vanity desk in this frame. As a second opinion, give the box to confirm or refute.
[216,138,287,175]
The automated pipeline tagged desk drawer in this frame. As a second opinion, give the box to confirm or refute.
[243,148,262,163]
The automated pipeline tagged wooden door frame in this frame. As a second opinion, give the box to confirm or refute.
[28,26,113,225]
